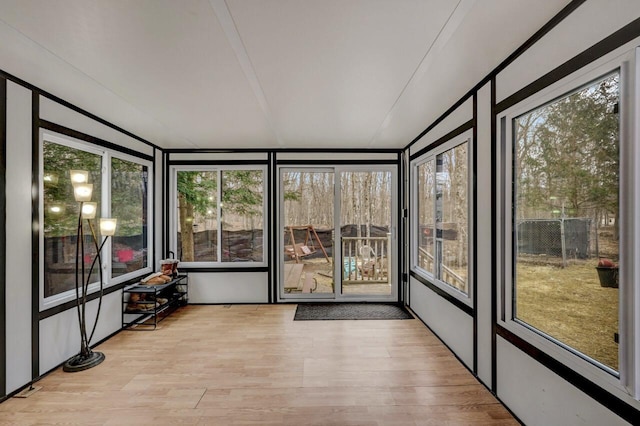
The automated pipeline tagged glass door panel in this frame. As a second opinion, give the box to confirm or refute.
[281,170,335,297]
[339,171,393,297]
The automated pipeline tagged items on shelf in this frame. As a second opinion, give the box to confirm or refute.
[122,273,188,330]
[160,258,179,276]
[140,272,173,285]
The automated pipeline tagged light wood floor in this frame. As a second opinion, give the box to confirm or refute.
[0,305,517,425]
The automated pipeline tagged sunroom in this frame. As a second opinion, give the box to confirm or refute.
[1,1,639,425]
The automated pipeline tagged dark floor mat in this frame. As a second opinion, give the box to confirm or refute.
[294,303,413,321]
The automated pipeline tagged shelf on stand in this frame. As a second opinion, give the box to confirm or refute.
[122,274,188,330]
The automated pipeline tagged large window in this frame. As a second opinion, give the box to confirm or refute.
[42,140,102,299]
[413,130,471,302]
[512,73,619,371]
[172,166,266,266]
[40,131,153,307]
[496,49,640,399]
[498,48,640,401]
[111,157,149,278]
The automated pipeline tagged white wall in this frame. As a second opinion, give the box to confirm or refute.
[497,337,629,426]
[5,81,33,393]
[40,97,154,157]
[492,1,640,423]
[188,272,269,304]
[409,278,474,369]
[496,0,640,103]
[276,152,397,161]
[406,2,640,424]
[39,292,121,375]
[407,97,475,371]
[2,82,161,395]
[408,97,473,156]
[170,152,268,162]
[34,97,158,376]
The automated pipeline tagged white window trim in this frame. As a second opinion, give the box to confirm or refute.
[410,128,474,307]
[169,164,268,268]
[498,47,640,400]
[39,130,153,310]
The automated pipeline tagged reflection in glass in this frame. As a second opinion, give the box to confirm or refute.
[436,143,468,291]
[43,142,101,298]
[111,158,148,277]
[416,142,469,295]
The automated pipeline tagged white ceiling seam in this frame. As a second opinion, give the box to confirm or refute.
[209,0,284,146]
[367,0,476,148]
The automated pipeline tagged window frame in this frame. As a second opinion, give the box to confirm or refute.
[109,150,154,285]
[410,128,474,307]
[169,164,268,268]
[277,164,398,301]
[39,130,153,311]
[498,48,639,399]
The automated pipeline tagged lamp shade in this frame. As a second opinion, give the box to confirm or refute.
[81,202,97,219]
[70,170,89,184]
[99,218,117,236]
[73,183,93,202]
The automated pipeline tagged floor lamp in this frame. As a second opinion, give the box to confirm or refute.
[63,170,117,373]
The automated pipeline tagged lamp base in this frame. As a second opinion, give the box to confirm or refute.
[63,351,105,373]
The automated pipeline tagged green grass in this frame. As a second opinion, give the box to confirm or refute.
[516,259,618,370]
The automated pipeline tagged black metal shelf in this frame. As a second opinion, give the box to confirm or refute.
[122,274,188,330]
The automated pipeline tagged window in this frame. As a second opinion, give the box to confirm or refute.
[111,157,149,278]
[499,48,640,400]
[221,170,264,262]
[512,73,619,371]
[172,166,266,266]
[40,131,153,308]
[412,130,472,302]
[42,140,102,299]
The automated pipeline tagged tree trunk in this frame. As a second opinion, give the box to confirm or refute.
[179,193,195,261]
[364,173,372,238]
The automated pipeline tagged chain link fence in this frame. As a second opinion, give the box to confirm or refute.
[517,218,590,259]
[517,213,617,266]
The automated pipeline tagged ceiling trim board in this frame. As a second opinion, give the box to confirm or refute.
[165,147,402,154]
[276,159,398,166]
[169,160,268,166]
[209,0,283,146]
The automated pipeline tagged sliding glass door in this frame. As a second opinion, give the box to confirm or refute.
[279,166,396,301]
[339,170,393,297]
[281,169,336,297]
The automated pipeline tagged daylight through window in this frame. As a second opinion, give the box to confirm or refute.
[175,168,265,264]
[415,138,470,297]
[513,72,620,370]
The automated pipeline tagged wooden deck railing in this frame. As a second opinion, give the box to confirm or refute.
[417,246,466,292]
[342,234,392,284]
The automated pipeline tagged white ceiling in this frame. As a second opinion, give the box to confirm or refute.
[0,0,571,150]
